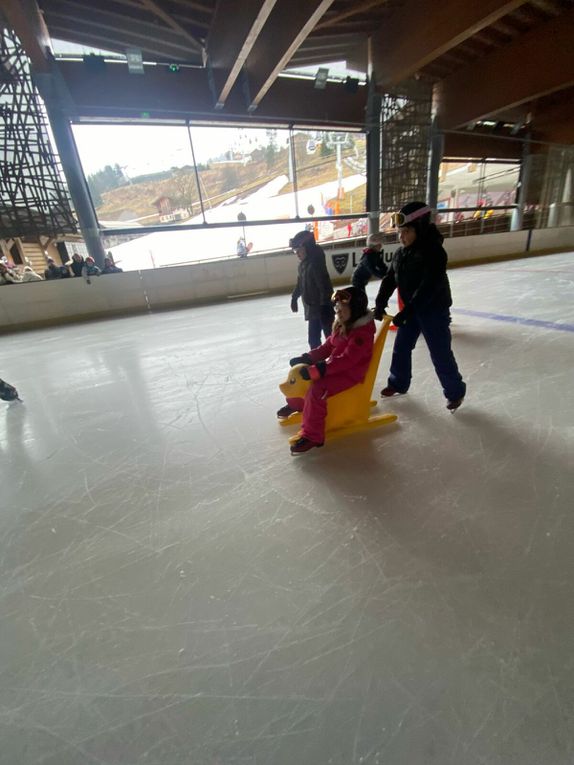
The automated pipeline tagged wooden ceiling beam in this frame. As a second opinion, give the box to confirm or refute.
[206,0,278,108]
[436,7,574,128]
[46,23,195,60]
[96,0,153,11]
[315,0,388,30]
[443,131,523,159]
[165,0,213,14]
[166,11,210,30]
[56,57,367,125]
[528,87,574,143]
[139,0,204,51]
[243,0,336,112]
[43,3,198,56]
[371,0,529,88]
[528,0,561,14]
[0,0,53,72]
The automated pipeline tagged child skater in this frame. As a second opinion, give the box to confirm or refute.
[289,230,334,349]
[351,232,387,292]
[278,286,375,454]
[374,201,466,411]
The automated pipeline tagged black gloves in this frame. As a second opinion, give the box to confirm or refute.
[374,305,387,321]
[290,296,298,313]
[392,305,413,327]
[299,361,326,381]
[289,353,312,367]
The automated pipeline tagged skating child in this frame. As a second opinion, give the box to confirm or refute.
[374,201,466,411]
[351,232,387,291]
[278,286,375,454]
[289,230,334,349]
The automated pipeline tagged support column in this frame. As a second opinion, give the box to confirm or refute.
[511,135,530,231]
[2,0,105,267]
[365,80,382,235]
[427,117,444,211]
[35,66,106,269]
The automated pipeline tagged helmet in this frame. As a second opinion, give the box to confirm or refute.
[332,286,369,323]
[390,201,432,229]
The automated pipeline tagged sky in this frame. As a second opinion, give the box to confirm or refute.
[72,124,290,178]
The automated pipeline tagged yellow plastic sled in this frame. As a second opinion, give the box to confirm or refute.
[278,315,398,444]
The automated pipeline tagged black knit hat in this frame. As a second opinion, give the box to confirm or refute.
[289,230,315,249]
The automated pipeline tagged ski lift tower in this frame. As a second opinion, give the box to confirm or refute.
[326,132,352,199]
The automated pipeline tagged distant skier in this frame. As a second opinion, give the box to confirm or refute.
[236,238,248,258]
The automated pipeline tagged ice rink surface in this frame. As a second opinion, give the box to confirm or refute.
[1,251,573,765]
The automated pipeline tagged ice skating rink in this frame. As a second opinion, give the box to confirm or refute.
[1,251,573,765]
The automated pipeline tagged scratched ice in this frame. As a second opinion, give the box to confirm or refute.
[0,251,573,764]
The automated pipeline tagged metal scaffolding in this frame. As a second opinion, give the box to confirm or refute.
[379,80,433,212]
[0,23,76,238]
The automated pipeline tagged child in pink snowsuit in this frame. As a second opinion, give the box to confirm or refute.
[278,286,375,454]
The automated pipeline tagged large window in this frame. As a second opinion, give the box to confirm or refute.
[293,129,367,223]
[189,126,294,223]
[73,122,367,269]
[73,124,201,230]
[72,123,367,231]
[437,159,519,220]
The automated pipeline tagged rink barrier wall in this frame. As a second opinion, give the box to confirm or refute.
[0,226,572,333]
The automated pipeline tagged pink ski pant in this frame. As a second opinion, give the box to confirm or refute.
[286,375,356,444]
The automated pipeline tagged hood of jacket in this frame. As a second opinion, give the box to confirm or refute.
[350,310,375,329]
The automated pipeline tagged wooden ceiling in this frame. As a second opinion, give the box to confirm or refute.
[2,0,574,143]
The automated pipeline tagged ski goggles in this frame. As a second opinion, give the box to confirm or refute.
[332,289,352,305]
[390,205,431,228]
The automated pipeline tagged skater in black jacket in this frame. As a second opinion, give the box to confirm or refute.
[289,230,334,349]
[374,201,466,411]
[352,232,387,291]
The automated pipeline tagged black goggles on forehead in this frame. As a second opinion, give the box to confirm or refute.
[332,289,352,304]
[390,205,431,228]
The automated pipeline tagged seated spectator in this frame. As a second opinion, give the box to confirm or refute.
[102,256,123,274]
[0,262,21,285]
[21,266,43,282]
[69,252,85,277]
[83,256,101,276]
[82,256,101,284]
[44,257,70,280]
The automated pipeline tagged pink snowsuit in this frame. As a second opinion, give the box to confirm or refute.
[287,313,375,444]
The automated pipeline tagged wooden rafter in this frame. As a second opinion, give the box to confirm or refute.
[164,0,213,14]
[43,1,203,59]
[437,6,574,128]
[47,23,194,58]
[246,0,336,111]
[139,0,204,50]
[371,0,529,88]
[210,0,279,108]
[315,0,388,30]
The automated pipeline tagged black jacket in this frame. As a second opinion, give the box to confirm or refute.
[352,248,388,290]
[70,259,84,277]
[375,224,452,316]
[291,245,333,321]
